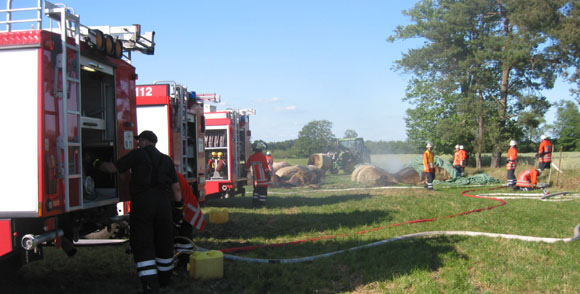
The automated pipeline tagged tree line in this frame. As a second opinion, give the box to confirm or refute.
[262,100,579,159]
[389,0,580,168]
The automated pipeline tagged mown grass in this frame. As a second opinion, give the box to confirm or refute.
[2,156,580,294]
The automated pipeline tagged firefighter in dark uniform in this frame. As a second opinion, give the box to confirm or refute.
[98,130,179,294]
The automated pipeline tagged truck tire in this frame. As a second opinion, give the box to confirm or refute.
[0,252,22,276]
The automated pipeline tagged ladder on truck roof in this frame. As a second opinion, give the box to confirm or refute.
[44,2,84,211]
[154,81,190,176]
[1,1,155,62]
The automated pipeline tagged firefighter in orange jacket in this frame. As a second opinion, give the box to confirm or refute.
[452,145,461,176]
[458,145,467,176]
[246,147,270,207]
[265,151,274,181]
[515,168,541,191]
[173,173,205,269]
[423,142,435,190]
[506,140,518,187]
[536,135,553,171]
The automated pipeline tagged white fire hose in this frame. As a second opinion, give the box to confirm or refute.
[220,224,580,264]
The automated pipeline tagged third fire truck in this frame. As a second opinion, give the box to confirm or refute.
[0,1,154,269]
[204,106,254,199]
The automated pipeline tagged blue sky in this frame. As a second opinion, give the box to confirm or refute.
[55,1,573,142]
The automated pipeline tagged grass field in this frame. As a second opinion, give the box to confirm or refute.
[2,154,579,294]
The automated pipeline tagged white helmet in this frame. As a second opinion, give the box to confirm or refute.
[509,140,517,146]
[459,145,464,150]
[540,135,547,140]
[426,142,433,148]
[455,144,459,149]
[266,151,271,155]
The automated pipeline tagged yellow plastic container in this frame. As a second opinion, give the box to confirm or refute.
[188,250,224,280]
[209,209,229,224]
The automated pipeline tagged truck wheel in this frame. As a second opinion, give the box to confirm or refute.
[0,252,22,276]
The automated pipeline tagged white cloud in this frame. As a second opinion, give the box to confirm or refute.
[275,105,297,111]
[259,97,280,103]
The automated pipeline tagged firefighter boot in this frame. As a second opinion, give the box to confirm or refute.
[258,194,267,208]
[141,276,160,294]
[252,192,260,208]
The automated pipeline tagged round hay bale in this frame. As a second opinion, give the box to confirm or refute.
[355,165,375,183]
[394,166,421,184]
[273,161,291,173]
[352,164,372,182]
[288,173,306,186]
[306,166,326,185]
[356,166,398,186]
[307,153,333,171]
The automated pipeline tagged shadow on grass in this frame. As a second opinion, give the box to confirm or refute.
[198,235,466,293]
[0,236,466,294]
[198,208,394,242]
[203,192,373,209]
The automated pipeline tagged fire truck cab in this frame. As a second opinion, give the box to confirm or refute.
[203,106,254,199]
[0,1,155,269]
[136,82,207,201]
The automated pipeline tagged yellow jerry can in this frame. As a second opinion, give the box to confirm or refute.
[189,250,224,280]
[209,209,229,224]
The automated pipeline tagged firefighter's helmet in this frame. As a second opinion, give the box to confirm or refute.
[455,144,459,149]
[266,151,271,155]
[217,152,223,158]
[211,152,217,157]
[459,145,464,150]
[426,142,433,148]
[509,140,517,146]
[540,135,548,140]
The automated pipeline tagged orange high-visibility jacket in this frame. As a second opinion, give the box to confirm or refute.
[506,146,518,170]
[453,150,461,166]
[538,139,553,163]
[246,152,270,187]
[177,173,205,231]
[516,169,539,188]
[459,150,467,167]
[423,149,434,173]
[265,155,273,172]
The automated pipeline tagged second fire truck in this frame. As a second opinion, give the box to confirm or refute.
[135,82,208,201]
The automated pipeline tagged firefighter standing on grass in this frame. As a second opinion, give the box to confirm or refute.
[536,135,553,171]
[173,172,205,269]
[246,147,271,207]
[265,151,274,181]
[506,140,518,187]
[423,142,435,190]
[458,145,467,176]
[453,145,461,176]
[98,130,179,294]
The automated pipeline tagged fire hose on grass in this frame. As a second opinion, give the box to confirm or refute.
[198,186,579,264]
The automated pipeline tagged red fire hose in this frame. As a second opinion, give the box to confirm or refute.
[219,186,507,253]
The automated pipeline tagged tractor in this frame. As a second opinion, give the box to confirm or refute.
[327,137,371,174]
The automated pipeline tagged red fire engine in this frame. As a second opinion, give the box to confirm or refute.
[0,1,155,269]
[136,82,207,201]
[204,106,254,199]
